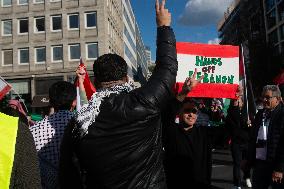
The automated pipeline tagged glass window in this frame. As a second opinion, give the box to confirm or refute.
[268,29,278,45]
[18,0,28,5]
[85,12,97,28]
[69,44,80,60]
[280,24,284,40]
[2,49,13,65]
[265,0,275,11]
[68,14,79,29]
[51,15,62,31]
[34,0,44,3]
[278,1,284,21]
[18,48,29,64]
[266,9,276,29]
[34,17,45,33]
[86,43,98,59]
[18,18,28,34]
[51,45,63,62]
[2,20,12,36]
[35,47,46,63]
[2,0,11,7]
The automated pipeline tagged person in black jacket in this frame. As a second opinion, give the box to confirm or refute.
[249,85,284,189]
[59,1,177,188]
[162,74,214,189]
[226,96,252,188]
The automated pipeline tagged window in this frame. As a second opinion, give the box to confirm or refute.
[34,17,45,33]
[266,9,276,29]
[34,0,44,3]
[51,45,63,62]
[35,47,46,63]
[18,18,28,34]
[51,15,62,31]
[18,0,28,5]
[68,14,79,30]
[18,48,29,64]
[85,12,97,28]
[50,0,61,2]
[265,0,275,11]
[69,44,80,60]
[2,49,13,66]
[86,43,98,60]
[268,29,278,45]
[278,1,284,21]
[2,20,12,36]
[2,0,11,7]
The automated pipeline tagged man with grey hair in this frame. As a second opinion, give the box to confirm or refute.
[249,85,284,188]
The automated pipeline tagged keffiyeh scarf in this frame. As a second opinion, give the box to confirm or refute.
[73,82,135,139]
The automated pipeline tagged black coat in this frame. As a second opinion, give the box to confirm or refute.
[248,103,284,172]
[162,99,212,188]
[59,26,178,189]
[226,105,251,145]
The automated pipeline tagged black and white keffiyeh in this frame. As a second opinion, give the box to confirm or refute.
[73,82,135,139]
[29,110,74,166]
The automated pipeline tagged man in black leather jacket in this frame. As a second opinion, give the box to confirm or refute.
[59,0,177,188]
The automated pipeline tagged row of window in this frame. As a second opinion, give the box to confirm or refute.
[1,12,96,36]
[2,43,98,65]
[1,0,60,7]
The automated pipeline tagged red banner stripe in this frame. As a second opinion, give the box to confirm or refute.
[175,82,239,99]
[177,42,239,58]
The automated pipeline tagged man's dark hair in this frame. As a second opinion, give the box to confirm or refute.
[93,54,127,84]
[49,81,76,111]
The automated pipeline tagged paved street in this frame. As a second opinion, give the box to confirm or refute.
[211,149,251,189]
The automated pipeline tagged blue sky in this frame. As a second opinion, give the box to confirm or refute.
[131,0,233,60]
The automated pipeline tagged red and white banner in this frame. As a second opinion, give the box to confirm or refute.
[176,42,239,99]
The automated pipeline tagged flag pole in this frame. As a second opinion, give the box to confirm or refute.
[241,45,249,121]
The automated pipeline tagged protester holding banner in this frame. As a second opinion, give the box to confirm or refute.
[59,0,177,188]
[162,71,215,188]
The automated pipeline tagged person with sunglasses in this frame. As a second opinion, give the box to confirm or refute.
[162,70,214,188]
[248,85,284,189]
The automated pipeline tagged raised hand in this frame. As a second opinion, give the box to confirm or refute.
[76,66,86,84]
[181,68,204,95]
[155,0,171,27]
[177,68,204,102]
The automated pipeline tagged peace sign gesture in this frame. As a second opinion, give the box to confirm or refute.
[177,69,204,102]
[155,0,171,27]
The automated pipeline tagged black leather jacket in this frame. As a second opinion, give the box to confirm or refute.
[59,26,177,189]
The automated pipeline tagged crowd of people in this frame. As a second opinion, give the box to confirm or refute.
[0,1,284,189]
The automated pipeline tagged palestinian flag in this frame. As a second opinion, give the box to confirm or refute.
[176,42,239,99]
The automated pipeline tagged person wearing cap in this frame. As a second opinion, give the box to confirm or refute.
[162,71,213,188]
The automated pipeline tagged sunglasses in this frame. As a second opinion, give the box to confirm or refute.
[183,108,198,114]
[262,96,275,100]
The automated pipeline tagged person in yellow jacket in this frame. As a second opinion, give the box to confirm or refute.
[0,96,41,189]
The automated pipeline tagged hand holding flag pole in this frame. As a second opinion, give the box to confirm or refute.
[75,58,96,110]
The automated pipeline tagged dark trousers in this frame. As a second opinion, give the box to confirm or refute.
[252,160,284,189]
[231,142,250,187]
